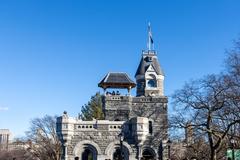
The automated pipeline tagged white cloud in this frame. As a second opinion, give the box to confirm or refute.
[0,107,9,111]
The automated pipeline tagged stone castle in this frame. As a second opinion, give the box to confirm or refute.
[57,26,169,160]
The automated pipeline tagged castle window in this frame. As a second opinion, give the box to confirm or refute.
[149,121,153,134]
[147,79,156,88]
[63,124,68,129]
[146,56,153,62]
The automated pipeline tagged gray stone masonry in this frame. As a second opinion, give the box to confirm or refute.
[57,45,169,160]
[104,94,169,159]
[57,94,169,160]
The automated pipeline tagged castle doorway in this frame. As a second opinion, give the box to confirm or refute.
[113,148,121,160]
[112,147,129,160]
[73,140,101,160]
[141,149,155,160]
[82,148,93,160]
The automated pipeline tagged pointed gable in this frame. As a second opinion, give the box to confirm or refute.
[146,64,155,72]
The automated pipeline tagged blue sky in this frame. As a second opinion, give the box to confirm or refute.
[0,0,240,137]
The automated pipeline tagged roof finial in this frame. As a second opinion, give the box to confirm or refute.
[147,22,154,51]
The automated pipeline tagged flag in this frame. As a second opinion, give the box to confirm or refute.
[147,22,154,50]
[150,32,154,44]
[148,23,154,44]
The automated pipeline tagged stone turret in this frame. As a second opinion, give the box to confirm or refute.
[98,72,136,121]
[135,50,165,97]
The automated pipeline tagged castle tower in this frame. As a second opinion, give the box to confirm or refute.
[57,24,169,160]
[98,72,136,121]
[135,24,165,97]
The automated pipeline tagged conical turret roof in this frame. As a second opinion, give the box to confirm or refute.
[135,51,164,77]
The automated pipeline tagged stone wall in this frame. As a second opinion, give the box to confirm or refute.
[57,94,169,160]
[102,95,168,159]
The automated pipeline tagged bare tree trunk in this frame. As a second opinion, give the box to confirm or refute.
[210,149,217,160]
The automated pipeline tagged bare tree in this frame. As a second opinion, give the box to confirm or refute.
[0,147,37,160]
[25,115,62,160]
[170,40,240,160]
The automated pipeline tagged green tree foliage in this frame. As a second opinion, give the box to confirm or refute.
[80,92,104,120]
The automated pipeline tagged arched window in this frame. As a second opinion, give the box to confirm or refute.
[147,74,157,88]
[147,79,156,87]
[75,157,79,160]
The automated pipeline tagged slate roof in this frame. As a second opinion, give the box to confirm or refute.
[98,72,136,89]
[135,53,164,77]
